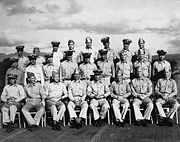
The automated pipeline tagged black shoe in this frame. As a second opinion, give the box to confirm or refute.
[134,120,141,126]
[56,122,62,131]
[6,122,15,133]
[145,119,152,124]
[120,121,125,127]
[157,118,165,126]
[114,121,120,126]
[97,118,102,127]
[140,120,147,127]
[52,122,57,130]
[27,125,34,132]
[166,118,173,127]
[76,123,82,129]
[70,120,76,128]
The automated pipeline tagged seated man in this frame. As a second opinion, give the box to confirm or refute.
[155,68,180,126]
[1,74,25,132]
[22,72,46,131]
[87,69,110,127]
[68,69,88,129]
[110,71,131,127]
[46,72,67,131]
[131,67,153,127]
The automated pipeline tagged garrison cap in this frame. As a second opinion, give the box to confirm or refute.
[85,37,92,43]
[122,39,132,44]
[157,50,167,56]
[68,39,75,45]
[101,37,110,44]
[28,54,37,60]
[93,69,103,75]
[99,49,108,55]
[44,53,53,58]
[27,72,35,78]
[64,50,74,56]
[16,46,24,51]
[10,56,19,63]
[7,73,18,79]
[82,52,92,58]
[138,38,145,43]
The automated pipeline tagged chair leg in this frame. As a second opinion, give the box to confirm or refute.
[176,110,178,124]
[17,113,21,128]
[63,115,66,126]
[107,110,110,125]
[89,113,91,125]
[43,112,46,127]
[129,109,131,125]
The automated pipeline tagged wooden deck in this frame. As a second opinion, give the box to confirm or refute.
[0,115,180,142]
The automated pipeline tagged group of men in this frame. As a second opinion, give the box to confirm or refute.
[1,36,179,133]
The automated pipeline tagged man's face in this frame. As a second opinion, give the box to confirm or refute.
[30,76,36,84]
[165,69,171,78]
[68,42,74,50]
[52,46,58,52]
[123,43,129,50]
[137,69,143,78]
[53,75,59,83]
[17,51,23,57]
[139,50,145,60]
[11,62,18,68]
[158,55,165,61]
[67,55,72,61]
[138,42,145,49]
[86,41,92,48]
[104,42,109,48]
[101,54,107,60]
[120,54,126,61]
[84,58,90,63]
[74,73,80,80]
[117,74,123,82]
[47,57,53,64]
[9,78,16,85]
[95,74,101,81]
[33,48,40,56]
[30,59,36,65]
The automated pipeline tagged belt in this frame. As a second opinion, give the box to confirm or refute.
[63,78,71,81]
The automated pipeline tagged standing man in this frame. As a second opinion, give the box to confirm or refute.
[97,49,115,86]
[1,74,25,132]
[110,71,131,127]
[24,54,44,86]
[79,37,97,64]
[59,50,78,87]
[46,72,67,131]
[116,52,133,83]
[131,67,153,127]
[5,57,24,85]
[68,69,88,129]
[87,70,110,127]
[22,72,46,131]
[133,49,151,79]
[155,68,180,126]
[33,47,45,67]
[135,38,152,62]
[153,50,171,83]
[97,37,116,62]
[16,45,29,70]
[51,41,63,71]
[118,39,133,62]
[79,53,97,82]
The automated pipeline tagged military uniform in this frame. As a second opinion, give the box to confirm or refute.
[46,82,67,123]
[131,77,153,121]
[111,80,131,122]
[68,80,88,120]
[36,56,45,67]
[1,74,25,125]
[22,82,45,126]
[135,48,152,62]
[155,78,179,120]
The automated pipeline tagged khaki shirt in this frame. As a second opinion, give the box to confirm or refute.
[79,63,97,79]
[131,77,152,99]
[46,82,67,102]
[17,56,29,70]
[87,80,110,99]
[97,60,115,78]
[97,48,116,62]
[116,61,133,78]
[118,49,133,62]
[135,48,152,62]
[5,68,24,85]
[153,60,171,76]
[155,78,177,99]
[1,84,25,102]
[43,64,57,81]
[68,80,87,101]
[79,48,97,63]
[110,80,131,99]
[36,56,45,67]
[133,60,151,78]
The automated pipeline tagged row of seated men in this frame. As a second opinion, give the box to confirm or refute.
[1,65,179,133]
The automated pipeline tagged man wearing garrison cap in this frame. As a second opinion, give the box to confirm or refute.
[118,39,134,62]
[5,57,24,85]
[24,54,44,86]
[59,50,78,87]
[15,45,29,70]
[153,50,171,82]
[79,37,97,63]
[97,37,116,62]
[51,41,63,71]
[134,38,152,62]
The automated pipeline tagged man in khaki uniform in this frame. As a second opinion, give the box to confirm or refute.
[155,68,180,126]
[131,67,153,127]
[97,49,115,86]
[33,47,45,67]
[87,70,110,127]
[110,71,131,127]
[5,57,24,85]
[68,69,88,129]
[116,52,133,83]
[59,50,78,87]
[1,74,25,132]
[133,49,151,78]
[22,72,46,131]
[46,72,67,130]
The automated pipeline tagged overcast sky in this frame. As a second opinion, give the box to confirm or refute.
[0,0,180,55]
